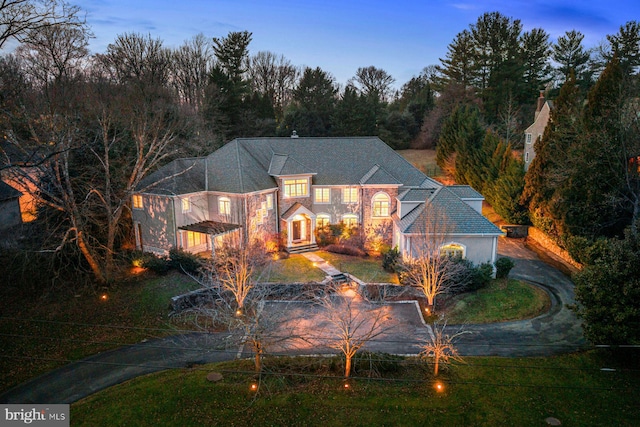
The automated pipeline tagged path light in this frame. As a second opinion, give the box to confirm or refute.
[100,293,109,301]
[434,381,444,392]
[250,383,258,392]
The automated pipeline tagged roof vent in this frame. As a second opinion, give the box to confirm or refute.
[291,130,299,138]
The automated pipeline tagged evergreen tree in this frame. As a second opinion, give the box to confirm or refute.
[279,66,337,136]
[521,73,582,238]
[552,30,592,90]
[206,31,253,142]
[606,21,640,75]
[437,29,476,88]
[573,225,640,345]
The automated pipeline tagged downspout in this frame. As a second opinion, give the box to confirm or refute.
[491,236,498,277]
[171,197,178,249]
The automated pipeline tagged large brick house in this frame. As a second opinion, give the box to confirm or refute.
[132,137,503,266]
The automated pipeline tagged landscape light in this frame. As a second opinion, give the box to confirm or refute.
[250,383,258,391]
[434,381,444,392]
[100,294,108,301]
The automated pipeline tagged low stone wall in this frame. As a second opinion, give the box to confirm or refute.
[500,225,529,238]
[527,227,582,270]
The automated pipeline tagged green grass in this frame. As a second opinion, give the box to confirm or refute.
[444,279,550,324]
[397,149,442,178]
[71,352,639,426]
[319,251,399,283]
[263,254,326,283]
[0,270,199,393]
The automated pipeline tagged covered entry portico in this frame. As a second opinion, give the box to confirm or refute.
[281,203,317,252]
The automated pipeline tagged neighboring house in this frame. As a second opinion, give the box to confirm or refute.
[133,137,503,267]
[0,180,22,229]
[523,92,552,172]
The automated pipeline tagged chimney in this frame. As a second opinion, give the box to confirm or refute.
[291,130,299,138]
[537,91,545,111]
[535,91,545,120]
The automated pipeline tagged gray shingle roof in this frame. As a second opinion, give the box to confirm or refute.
[401,187,503,236]
[399,188,436,202]
[139,137,428,194]
[0,180,21,201]
[359,164,401,185]
[448,185,484,200]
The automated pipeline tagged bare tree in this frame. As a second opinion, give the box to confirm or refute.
[420,320,467,376]
[170,33,214,112]
[200,232,270,312]
[0,0,83,49]
[400,202,470,310]
[247,51,299,121]
[15,22,89,87]
[349,65,395,103]
[314,285,390,378]
[94,32,172,95]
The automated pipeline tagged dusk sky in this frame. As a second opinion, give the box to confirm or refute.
[73,0,640,87]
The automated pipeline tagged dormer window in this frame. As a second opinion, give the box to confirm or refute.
[284,178,309,197]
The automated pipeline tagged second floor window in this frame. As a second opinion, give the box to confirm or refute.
[343,187,358,204]
[525,133,532,144]
[314,188,330,203]
[132,194,143,209]
[372,192,390,217]
[284,178,308,197]
[219,197,231,216]
[181,197,191,213]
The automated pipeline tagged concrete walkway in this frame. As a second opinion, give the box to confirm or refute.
[301,252,344,278]
[0,238,588,404]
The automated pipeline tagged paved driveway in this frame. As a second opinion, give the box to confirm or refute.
[0,238,587,404]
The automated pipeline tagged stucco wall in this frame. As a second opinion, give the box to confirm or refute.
[405,234,498,267]
[132,194,176,254]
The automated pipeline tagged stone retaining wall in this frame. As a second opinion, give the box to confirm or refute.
[527,227,582,270]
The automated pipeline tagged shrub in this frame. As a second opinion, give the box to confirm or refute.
[494,257,515,279]
[471,262,494,290]
[141,253,171,275]
[324,244,367,257]
[381,246,400,272]
[169,247,203,274]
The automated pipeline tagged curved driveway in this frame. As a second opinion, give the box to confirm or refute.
[0,238,587,404]
[452,237,587,357]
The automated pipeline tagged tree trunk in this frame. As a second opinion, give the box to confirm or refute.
[77,230,106,284]
[345,355,352,378]
[434,355,440,376]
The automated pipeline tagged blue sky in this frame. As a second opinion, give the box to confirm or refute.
[73,0,640,87]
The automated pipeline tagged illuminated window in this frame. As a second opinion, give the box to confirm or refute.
[440,243,465,258]
[314,188,330,203]
[525,133,532,144]
[181,197,191,213]
[284,178,308,197]
[256,208,264,225]
[185,231,204,248]
[372,192,390,217]
[342,187,358,204]
[266,194,273,210]
[132,194,143,209]
[316,214,330,228]
[219,197,231,216]
[342,214,358,228]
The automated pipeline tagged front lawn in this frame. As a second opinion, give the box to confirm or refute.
[444,279,550,324]
[71,352,639,426]
[262,254,326,283]
[0,271,199,393]
[319,251,399,284]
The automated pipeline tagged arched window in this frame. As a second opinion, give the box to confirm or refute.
[372,192,390,217]
[316,214,330,228]
[440,242,465,258]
